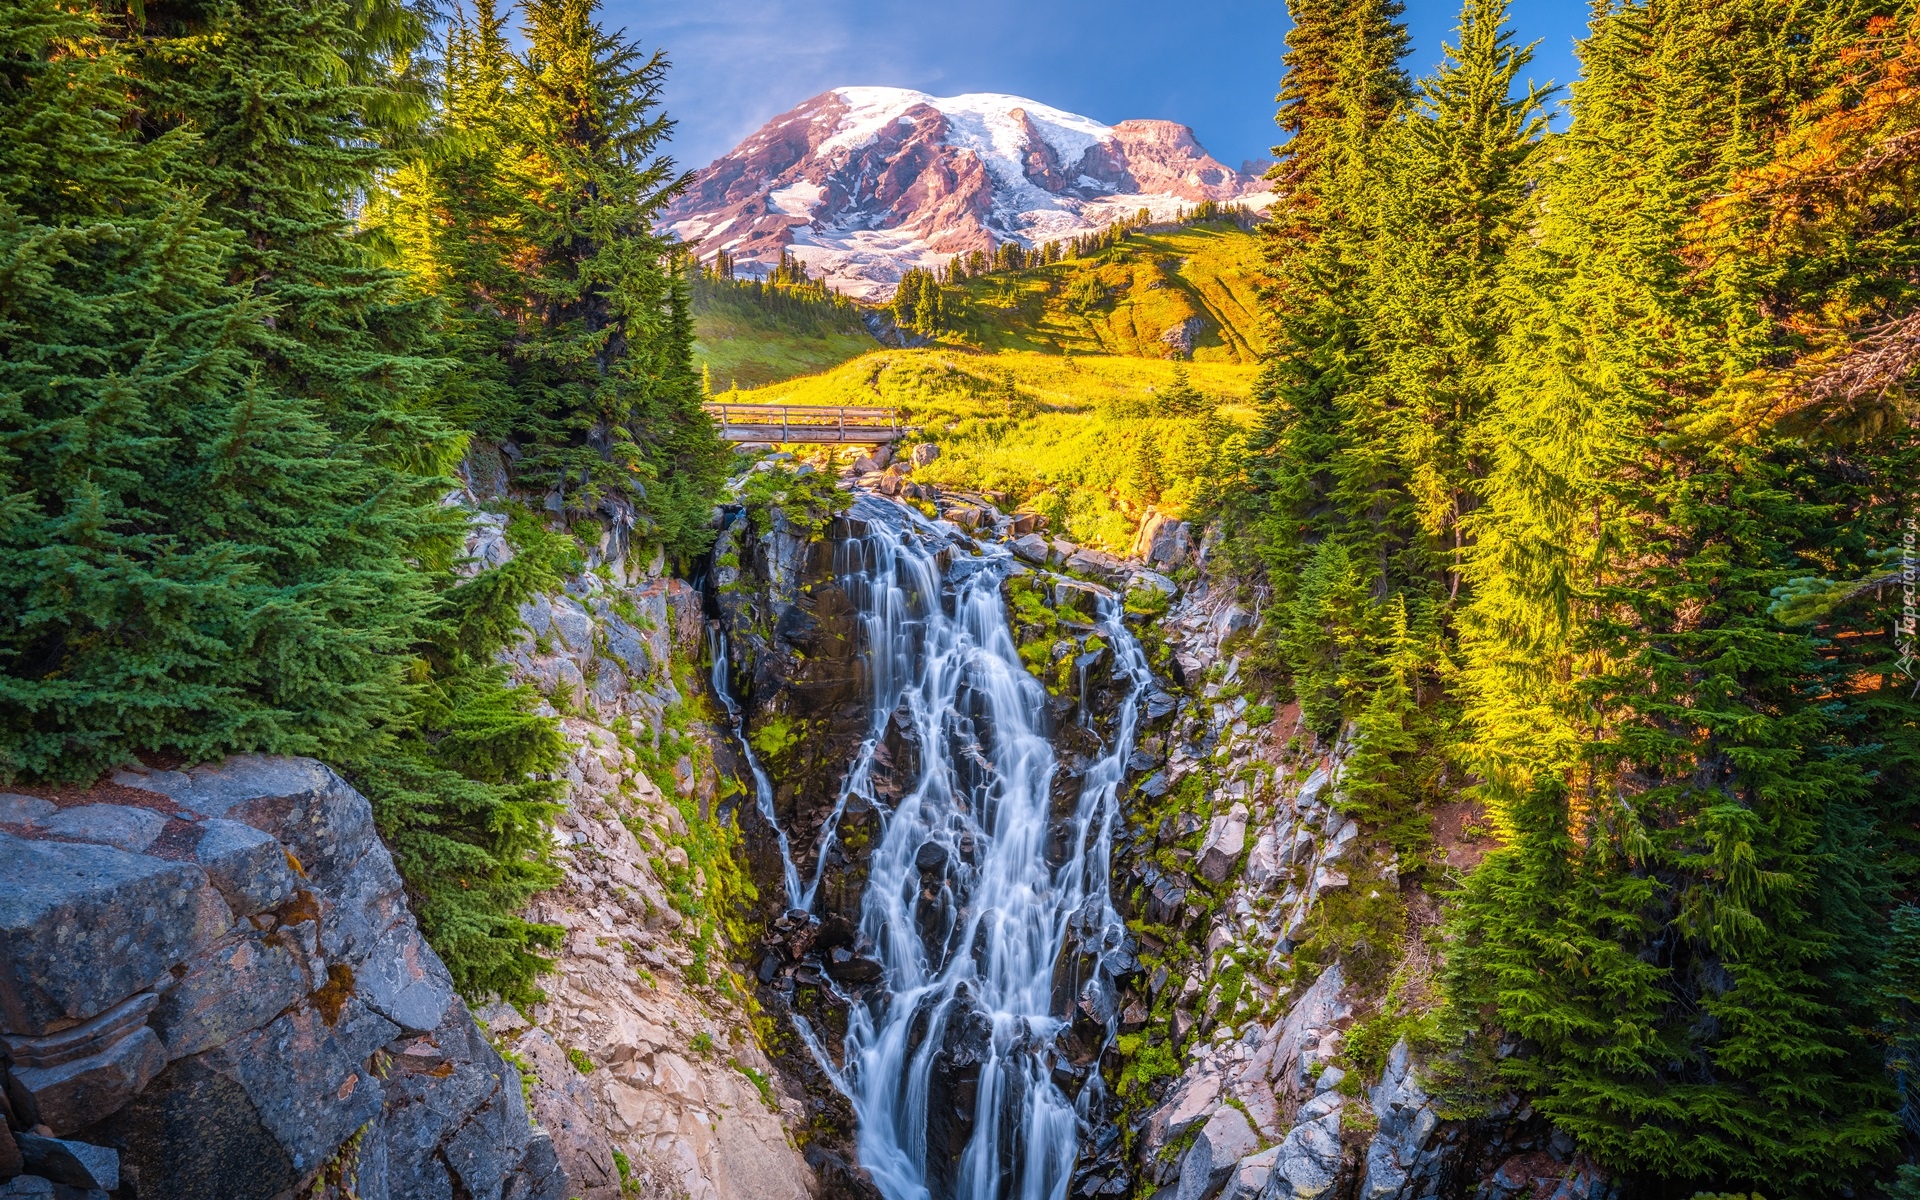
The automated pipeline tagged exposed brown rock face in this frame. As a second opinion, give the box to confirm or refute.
[661,87,1272,299]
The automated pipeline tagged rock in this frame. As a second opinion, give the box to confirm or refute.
[945,505,984,530]
[1197,804,1249,884]
[1175,1103,1259,1200]
[825,946,883,985]
[206,998,398,1175]
[1224,1145,1279,1200]
[1011,533,1052,564]
[1049,538,1079,565]
[6,1005,166,1134]
[1267,964,1349,1099]
[1131,513,1196,569]
[1245,831,1284,888]
[1209,605,1253,647]
[0,796,53,826]
[1064,548,1126,579]
[117,757,377,884]
[191,819,298,917]
[1129,569,1178,598]
[149,930,309,1060]
[13,1134,117,1191]
[1009,512,1045,535]
[1144,1071,1220,1152]
[353,919,457,1035]
[909,442,940,467]
[1262,1112,1343,1199]
[1359,1039,1442,1200]
[0,833,230,1036]
[1309,866,1348,896]
[514,1026,620,1200]
[34,806,166,855]
[0,1123,19,1177]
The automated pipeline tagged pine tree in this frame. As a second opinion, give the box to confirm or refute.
[1445,0,1912,1188]
[0,0,432,779]
[385,0,726,562]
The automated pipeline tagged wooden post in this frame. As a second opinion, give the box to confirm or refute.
[838,406,846,440]
[781,406,788,442]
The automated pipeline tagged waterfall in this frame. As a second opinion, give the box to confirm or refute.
[710,626,802,906]
[813,495,1149,1200]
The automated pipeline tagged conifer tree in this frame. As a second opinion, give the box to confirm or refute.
[0,0,431,778]
[113,0,453,465]
[1445,0,1913,1187]
[385,0,726,562]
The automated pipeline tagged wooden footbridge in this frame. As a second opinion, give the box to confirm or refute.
[703,402,909,445]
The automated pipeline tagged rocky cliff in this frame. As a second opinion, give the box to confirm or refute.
[3,449,1632,1200]
[662,87,1274,299]
[0,756,563,1200]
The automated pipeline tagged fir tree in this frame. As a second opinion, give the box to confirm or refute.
[1446,0,1913,1187]
[0,0,431,778]
[385,0,726,562]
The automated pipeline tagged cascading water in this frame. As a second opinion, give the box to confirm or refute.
[710,626,802,906]
[794,495,1150,1200]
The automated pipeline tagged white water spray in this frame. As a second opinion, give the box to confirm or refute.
[812,496,1149,1200]
[710,626,802,906]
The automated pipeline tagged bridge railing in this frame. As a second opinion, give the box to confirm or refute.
[702,403,905,442]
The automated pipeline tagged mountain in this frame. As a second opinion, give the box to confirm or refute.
[663,87,1274,299]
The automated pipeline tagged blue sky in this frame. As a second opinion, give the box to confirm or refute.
[604,0,1595,176]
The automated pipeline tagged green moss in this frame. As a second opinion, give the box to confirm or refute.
[565,1046,595,1074]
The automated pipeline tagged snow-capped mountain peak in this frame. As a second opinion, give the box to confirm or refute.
[662,87,1272,300]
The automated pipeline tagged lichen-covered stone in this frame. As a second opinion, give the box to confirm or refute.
[190,819,298,917]
[0,834,229,1035]
[150,930,309,1060]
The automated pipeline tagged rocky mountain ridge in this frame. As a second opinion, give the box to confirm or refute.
[663,87,1274,299]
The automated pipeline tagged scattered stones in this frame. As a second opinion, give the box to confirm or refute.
[1197,803,1249,884]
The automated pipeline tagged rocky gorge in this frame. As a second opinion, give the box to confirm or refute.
[5,447,1622,1200]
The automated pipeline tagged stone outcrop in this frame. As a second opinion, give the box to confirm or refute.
[0,757,561,1200]
[454,474,822,1200]
[1101,548,1621,1200]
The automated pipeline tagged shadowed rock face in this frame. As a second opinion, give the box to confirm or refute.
[0,757,563,1200]
[661,86,1273,300]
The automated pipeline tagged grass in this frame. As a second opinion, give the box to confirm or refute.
[929,222,1267,362]
[726,349,1258,551]
[692,275,878,391]
[691,221,1265,396]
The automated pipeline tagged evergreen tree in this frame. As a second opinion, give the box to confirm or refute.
[0,0,431,778]
[112,0,453,465]
[384,0,726,562]
[1445,0,1914,1188]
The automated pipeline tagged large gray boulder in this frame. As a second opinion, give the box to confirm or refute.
[1176,1104,1260,1200]
[1,757,564,1200]
[0,834,229,1036]
[1359,1040,1442,1199]
[1260,1110,1343,1200]
[1197,803,1250,884]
